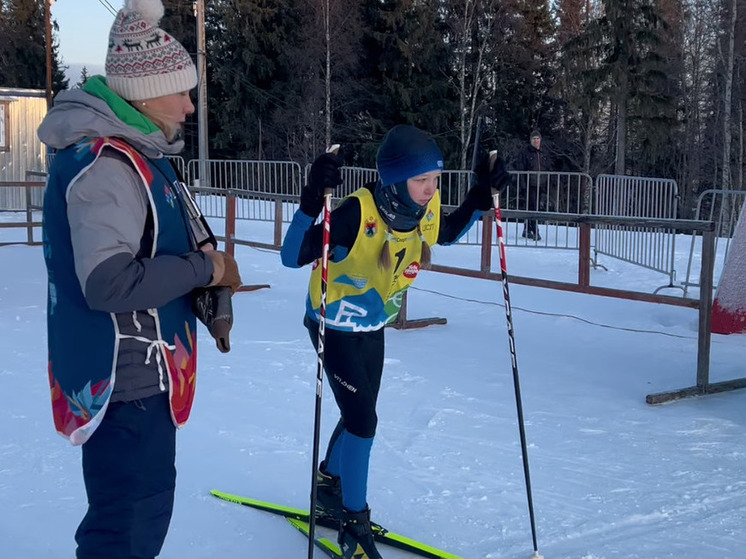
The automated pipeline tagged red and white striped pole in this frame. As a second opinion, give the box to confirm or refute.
[490,151,543,559]
[307,144,339,558]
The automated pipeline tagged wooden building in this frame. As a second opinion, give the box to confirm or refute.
[0,88,47,210]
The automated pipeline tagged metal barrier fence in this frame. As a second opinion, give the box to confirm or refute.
[2,154,683,289]
[303,163,475,204]
[1,154,185,211]
[168,155,186,178]
[506,171,593,214]
[594,174,679,290]
[499,171,593,249]
[188,166,678,279]
[187,159,302,195]
[336,166,379,197]
[682,189,746,297]
[295,167,591,250]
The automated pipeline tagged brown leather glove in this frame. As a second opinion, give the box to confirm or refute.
[206,250,242,294]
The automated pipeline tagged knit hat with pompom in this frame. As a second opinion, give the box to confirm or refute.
[105,0,197,101]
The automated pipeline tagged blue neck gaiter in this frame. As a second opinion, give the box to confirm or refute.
[373,180,426,232]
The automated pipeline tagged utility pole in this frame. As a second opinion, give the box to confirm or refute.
[323,0,331,148]
[194,0,209,186]
[45,0,54,108]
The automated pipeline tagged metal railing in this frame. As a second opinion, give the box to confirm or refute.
[187,159,302,195]
[594,174,679,291]
[168,155,186,178]
[5,155,686,294]
[682,189,746,297]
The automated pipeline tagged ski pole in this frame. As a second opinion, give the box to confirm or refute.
[307,144,340,558]
[489,151,543,559]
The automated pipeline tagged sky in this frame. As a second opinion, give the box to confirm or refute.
[1,215,746,559]
[52,1,115,82]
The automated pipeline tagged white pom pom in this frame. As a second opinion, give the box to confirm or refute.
[124,0,164,26]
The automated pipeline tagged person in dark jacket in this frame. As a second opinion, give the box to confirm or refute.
[38,1,242,557]
[281,125,509,559]
[511,129,551,240]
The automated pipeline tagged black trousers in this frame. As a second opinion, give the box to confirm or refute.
[523,180,540,235]
[305,315,385,439]
[75,393,176,559]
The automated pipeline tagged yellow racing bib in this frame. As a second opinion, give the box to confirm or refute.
[307,188,440,331]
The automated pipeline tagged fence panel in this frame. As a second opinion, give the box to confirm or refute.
[682,189,746,297]
[499,171,592,248]
[187,159,302,195]
[594,174,678,287]
[199,166,591,251]
[167,155,186,180]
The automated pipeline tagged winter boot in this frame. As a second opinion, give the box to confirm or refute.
[338,507,383,559]
[314,467,342,521]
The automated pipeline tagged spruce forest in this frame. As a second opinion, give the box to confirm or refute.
[1,0,744,218]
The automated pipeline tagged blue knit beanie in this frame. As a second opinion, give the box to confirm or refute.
[376,125,444,186]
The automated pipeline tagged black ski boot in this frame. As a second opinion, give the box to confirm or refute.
[314,466,342,521]
[338,507,383,559]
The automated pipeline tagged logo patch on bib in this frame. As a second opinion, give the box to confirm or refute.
[365,217,378,237]
[403,262,420,279]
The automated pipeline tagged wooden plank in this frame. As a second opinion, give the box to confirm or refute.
[428,264,700,309]
[646,378,746,405]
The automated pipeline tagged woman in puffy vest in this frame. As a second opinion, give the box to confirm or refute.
[38,1,241,557]
[281,124,509,559]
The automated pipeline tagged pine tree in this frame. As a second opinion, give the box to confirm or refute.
[476,0,557,163]
[0,0,67,93]
[50,29,68,95]
[160,0,198,159]
[2,0,46,88]
[75,66,90,89]
[556,0,601,175]
[357,0,457,166]
[0,3,11,84]
[207,0,305,161]
[568,0,674,175]
[624,0,681,179]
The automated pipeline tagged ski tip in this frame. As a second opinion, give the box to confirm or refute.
[327,144,341,155]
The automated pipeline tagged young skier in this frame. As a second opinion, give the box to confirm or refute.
[281,124,509,558]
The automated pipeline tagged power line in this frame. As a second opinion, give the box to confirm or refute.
[97,0,117,17]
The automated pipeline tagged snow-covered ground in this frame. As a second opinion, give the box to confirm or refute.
[1,215,745,559]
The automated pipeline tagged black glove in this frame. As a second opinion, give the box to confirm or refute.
[469,150,511,211]
[300,152,344,217]
[192,286,233,353]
